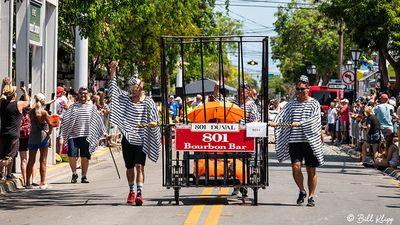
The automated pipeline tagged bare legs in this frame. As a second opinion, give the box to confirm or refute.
[69,157,89,177]
[26,147,48,186]
[361,143,378,162]
[126,164,145,185]
[291,162,317,197]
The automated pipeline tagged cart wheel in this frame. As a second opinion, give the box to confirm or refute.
[252,188,258,206]
[174,188,180,205]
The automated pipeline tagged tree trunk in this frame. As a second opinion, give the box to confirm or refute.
[337,18,344,80]
[378,49,388,90]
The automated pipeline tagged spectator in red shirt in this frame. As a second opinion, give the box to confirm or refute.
[19,101,36,186]
[340,99,350,144]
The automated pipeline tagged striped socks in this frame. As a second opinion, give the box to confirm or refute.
[137,183,143,194]
[129,183,135,192]
[129,183,144,193]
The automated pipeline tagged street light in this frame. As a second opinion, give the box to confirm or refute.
[344,60,353,71]
[350,48,361,102]
[247,59,258,65]
[307,65,317,84]
[307,65,317,76]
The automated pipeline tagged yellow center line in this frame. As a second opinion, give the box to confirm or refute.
[204,188,230,225]
[184,188,214,225]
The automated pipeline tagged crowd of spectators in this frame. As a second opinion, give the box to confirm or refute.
[268,90,399,171]
[0,80,121,187]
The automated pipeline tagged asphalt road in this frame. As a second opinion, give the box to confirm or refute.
[0,144,399,225]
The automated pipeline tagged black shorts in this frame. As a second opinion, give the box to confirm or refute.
[122,137,146,168]
[0,136,19,159]
[289,142,320,167]
[67,137,91,159]
[19,138,29,151]
[366,131,381,144]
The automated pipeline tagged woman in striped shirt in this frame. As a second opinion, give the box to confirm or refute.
[270,75,324,207]
[109,61,160,206]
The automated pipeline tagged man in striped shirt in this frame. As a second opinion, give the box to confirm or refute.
[109,61,160,206]
[270,75,324,207]
[61,87,105,184]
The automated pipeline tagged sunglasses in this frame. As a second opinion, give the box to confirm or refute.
[296,87,307,91]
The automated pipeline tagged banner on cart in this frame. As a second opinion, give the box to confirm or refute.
[175,124,255,152]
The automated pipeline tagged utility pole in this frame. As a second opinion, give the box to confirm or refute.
[338,18,344,79]
[74,26,88,89]
[8,0,14,79]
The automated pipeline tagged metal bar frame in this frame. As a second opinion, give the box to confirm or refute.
[160,36,269,189]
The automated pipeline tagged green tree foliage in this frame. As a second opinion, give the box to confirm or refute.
[268,75,292,98]
[58,0,245,91]
[270,1,351,86]
[320,0,400,93]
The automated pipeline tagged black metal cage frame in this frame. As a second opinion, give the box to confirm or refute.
[160,36,269,205]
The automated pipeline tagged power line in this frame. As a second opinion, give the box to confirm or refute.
[217,5,272,29]
[223,0,315,6]
[215,3,316,9]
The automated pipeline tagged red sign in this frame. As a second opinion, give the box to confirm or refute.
[342,71,355,84]
[175,125,255,152]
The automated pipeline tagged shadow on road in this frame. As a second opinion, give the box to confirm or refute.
[147,194,256,206]
[0,189,114,210]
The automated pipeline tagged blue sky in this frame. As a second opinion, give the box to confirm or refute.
[215,3,280,79]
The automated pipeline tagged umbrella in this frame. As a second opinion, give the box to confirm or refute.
[187,101,244,123]
[184,78,237,97]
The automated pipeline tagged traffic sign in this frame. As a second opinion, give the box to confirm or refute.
[341,71,355,84]
[328,84,347,89]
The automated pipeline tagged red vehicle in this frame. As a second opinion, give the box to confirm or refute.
[308,86,342,112]
[308,86,353,124]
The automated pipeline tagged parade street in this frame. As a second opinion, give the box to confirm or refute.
[0,143,399,225]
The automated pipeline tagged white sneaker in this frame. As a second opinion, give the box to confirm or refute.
[25,185,33,189]
[39,184,49,190]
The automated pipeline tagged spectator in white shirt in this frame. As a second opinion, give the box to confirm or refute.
[327,102,337,143]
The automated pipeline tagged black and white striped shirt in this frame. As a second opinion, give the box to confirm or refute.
[61,102,105,154]
[288,100,311,143]
[108,79,161,162]
[241,99,260,123]
[274,97,324,165]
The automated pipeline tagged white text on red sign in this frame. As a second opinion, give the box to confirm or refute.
[191,123,239,132]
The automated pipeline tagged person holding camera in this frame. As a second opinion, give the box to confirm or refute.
[0,78,30,179]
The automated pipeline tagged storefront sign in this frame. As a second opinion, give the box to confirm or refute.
[29,1,41,45]
[175,124,255,152]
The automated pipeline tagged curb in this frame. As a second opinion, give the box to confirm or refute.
[0,177,24,194]
[324,143,360,159]
[0,145,122,194]
[383,167,400,181]
[331,143,400,182]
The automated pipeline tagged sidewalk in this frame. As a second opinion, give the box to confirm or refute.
[324,138,400,181]
[0,145,122,194]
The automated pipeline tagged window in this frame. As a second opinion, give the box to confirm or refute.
[311,91,337,106]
